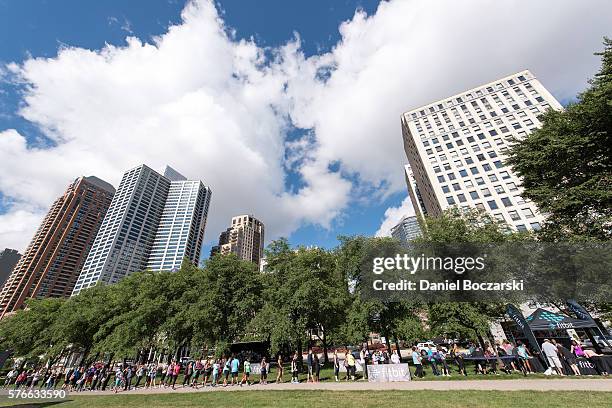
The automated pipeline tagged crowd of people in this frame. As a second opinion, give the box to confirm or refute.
[1,338,608,392]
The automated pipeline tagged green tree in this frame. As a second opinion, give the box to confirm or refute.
[506,38,612,240]
[0,298,64,360]
[417,208,521,345]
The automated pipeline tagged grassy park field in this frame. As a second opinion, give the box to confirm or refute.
[2,390,612,408]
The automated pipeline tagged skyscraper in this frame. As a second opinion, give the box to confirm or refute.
[390,215,421,247]
[147,169,212,271]
[71,165,211,295]
[0,176,114,317]
[211,215,264,266]
[401,70,562,231]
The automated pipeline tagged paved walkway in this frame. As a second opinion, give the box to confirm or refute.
[79,378,612,395]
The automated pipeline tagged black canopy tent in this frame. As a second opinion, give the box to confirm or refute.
[525,308,595,330]
[504,306,607,355]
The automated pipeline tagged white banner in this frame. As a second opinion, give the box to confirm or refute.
[366,364,411,382]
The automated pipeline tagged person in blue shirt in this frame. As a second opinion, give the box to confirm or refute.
[427,345,440,376]
[230,355,240,385]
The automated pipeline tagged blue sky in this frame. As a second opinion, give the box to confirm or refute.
[0,0,609,255]
[0,0,396,253]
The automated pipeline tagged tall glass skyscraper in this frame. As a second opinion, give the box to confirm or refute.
[391,215,421,247]
[71,165,211,295]
[147,170,212,272]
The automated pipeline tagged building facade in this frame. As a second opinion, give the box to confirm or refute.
[0,176,114,317]
[72,165,212,295]
[0,249,21,289]
[211,215,264,266]
[147,171,212,271]
[390,215,421,246]
[401,70,562,231]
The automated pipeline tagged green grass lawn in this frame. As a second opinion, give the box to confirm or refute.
[2,390,611,408]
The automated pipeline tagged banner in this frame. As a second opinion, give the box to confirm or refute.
[567,299,612,348]
[506,304,546,366]
[366,364,411,382]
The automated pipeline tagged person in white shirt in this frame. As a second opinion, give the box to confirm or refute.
[390,350,401,364]
[542,339,564,375]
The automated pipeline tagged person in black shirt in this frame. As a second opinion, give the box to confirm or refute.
[557,343,580,376]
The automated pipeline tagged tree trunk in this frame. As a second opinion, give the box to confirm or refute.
[78,345,92,367]
[297,338,303,372]
[476,333,486,349]
[394,336,402,363]
[385,334,392,356]
[322,328,329,364]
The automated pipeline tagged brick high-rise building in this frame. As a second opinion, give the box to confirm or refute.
[0,176,114,318]
[211,215,264,266]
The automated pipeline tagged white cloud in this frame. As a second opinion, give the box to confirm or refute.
[0,207,44,252]
[1,0,611,251]
[375,195,415,237]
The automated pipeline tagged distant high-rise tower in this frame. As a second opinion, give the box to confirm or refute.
[71,165,211,295]
[211,215,264,266]
[0,249,21,289]
[0,176,114,317]
[390,215,421,247]
[401,70,561,231]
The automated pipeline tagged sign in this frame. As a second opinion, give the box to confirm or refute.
[366,364,411,382]
[506,304,545,366]
[576,358,598,376]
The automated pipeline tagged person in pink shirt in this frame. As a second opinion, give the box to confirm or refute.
[172,362,180,389]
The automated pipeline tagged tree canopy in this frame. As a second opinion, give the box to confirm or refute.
[506,38,612,240]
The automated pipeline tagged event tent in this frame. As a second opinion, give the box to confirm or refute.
[525,308,596,331]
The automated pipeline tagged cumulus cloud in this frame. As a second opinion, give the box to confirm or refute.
[375,195,415,237]
[1,0,611,251]
[0,207,44,252]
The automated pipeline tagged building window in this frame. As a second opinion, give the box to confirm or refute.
[487,200,499,210]
[469,191,479,199]
[457,193,467,203]
[508,210,521,221]
[442,185,450,193]
[447,196,456,205]
[452,183,461,191]
[516,224,527,232]
[501,197,513,207]
[522,208,535,218]
[481,187,491,197]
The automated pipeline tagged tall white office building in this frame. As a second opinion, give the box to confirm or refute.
[401,70,562,231]
[147,170,212,271]
[72,165,211,295]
